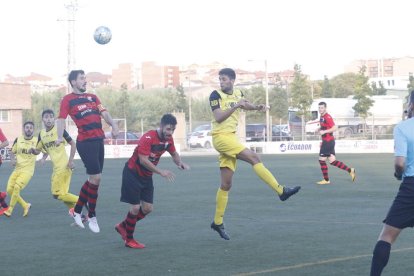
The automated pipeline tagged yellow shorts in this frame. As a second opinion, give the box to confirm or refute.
[7,170,33,192]
[213,132,246,172]
[51,169,72,196]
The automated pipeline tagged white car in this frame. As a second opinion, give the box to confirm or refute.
[188,130,212,148]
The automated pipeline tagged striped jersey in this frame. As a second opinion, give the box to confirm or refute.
[36,126,72,171]
[320,113,335,142]
[209,89,244,134]
[12,135,38,174]
[127,130,176,177]
[58,92,106,141]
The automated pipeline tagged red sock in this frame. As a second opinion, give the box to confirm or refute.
[319,160,329,181]
[87,183,99,218]
[74,181,89,214]
[330,160,351,173]
[124,211,139,240]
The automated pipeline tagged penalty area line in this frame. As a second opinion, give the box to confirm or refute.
[234,247,414,276]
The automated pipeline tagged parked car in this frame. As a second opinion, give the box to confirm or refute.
[188,130,212,148]
[104,131,140,145]
[246,124,292,142]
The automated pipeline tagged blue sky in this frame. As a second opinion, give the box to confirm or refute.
[1,0,413,80]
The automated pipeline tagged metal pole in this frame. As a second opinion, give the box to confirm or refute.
[265,60,270,142]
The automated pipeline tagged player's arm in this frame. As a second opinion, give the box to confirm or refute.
[394,126,407,180]
[170,151,190,170]
[63,130,76,169]
[394,156,405,180]
[210,91,242,123]
[138,154,175,182]
[319,116,337,134]
[0,129,9,149]
[10,138,17,166]
[101,111,119,139]
[242,101,268,112]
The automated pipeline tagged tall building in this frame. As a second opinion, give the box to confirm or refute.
[141,61,179,89]
[112,63,137,90]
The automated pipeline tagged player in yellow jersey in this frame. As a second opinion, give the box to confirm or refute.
[4,121,37,217]
[33,109,78,213]
[210,68,301,240]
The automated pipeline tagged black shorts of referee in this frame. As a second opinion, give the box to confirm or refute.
[383,177,414,229]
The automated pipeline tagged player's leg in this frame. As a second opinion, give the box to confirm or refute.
[53,170,78,209]
[327,141,356,181]
[7,172,31,217]
[317,141,331,184]
[0,191,9,216]
[370,224,401,276]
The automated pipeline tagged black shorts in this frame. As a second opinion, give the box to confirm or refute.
[383,177,414,229]
[76,139,104,175]
[120,163,154,205]
[319,140,335,157]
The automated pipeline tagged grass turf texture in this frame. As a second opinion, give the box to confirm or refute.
[1,154,413,275]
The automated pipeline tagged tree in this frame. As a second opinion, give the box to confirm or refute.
[269,87,288,122]
[321,75,332,98]
[352,66,374,133]
[289,64,312,139]
[330,73,359,98]
[371,81,387,95]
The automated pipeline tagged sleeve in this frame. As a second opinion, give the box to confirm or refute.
[167,139,177,155]
[209,90,221,111]
[137,132,152,156]
[394,125,407,157]
[0,128,7,142]
[95,95,107,113]
[11,138,17,153]
[326,115,335,127]
[63,130,73,143]
[58,96,70,119]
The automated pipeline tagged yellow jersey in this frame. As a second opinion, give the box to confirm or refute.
[36,126,72,171]
[209,89,244,134]
[12,135,38,174]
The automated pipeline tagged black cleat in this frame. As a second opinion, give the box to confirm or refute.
[211,222,230,240]
[279,186,301,201]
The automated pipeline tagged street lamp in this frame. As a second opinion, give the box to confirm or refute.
[249,59,270,142]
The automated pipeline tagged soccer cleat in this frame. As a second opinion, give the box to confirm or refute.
[88,216,100,233]
[3,208,12,217]
[115,223,127,241]
[279,186,301,201]
[125,239,145,249]
[0,191,7,200]
[350,168,356,182]
[70,210,85,229]
[23,203,31,217]
[316,179,331,185]
[211,222,230,240]
[0,207,9,216]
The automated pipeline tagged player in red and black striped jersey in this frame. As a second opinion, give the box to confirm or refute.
[115,114,190,249]
[56,70,119,233]
[0,127,10,216]
[316,102,356,185]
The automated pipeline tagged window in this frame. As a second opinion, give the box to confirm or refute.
[0,110,10,122]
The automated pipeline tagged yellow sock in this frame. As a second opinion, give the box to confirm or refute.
[58,193,78,209]
[253,163,284,195]
[214,188,229,225]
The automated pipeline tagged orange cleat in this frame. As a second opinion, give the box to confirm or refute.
[125,239,145,249]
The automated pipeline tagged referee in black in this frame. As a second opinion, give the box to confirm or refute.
[370,90,414,275]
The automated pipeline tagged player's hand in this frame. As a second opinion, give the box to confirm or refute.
[236,99,248,109]
[177,162,190,170]
[394,172,402,181]
[256,104,269,112]
[67,160,75,170]
[55,138,64,146]
[319,130,326,135]
[111,125,119,139]
[160,170,175,182]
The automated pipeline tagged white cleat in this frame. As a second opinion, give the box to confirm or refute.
[71,211,85,229]
[88,216,100,233]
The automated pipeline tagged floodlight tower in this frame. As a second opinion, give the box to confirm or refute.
[65,0,78,80]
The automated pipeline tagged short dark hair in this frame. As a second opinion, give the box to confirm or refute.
[42,109,54,118]
[219,68,236,80]
[318,101,327,107]
[161,114,177,126]
[24,121,34,127]
[68,70,85,87]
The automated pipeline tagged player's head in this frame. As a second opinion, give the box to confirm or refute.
[159,113,177,140]
[42,109,55,129]
[219,68,236,93]
[23,121,34,138]
[318,102,327,115]
[407,90,414,118]
[68,70,87,93]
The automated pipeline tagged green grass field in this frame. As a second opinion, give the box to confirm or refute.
[1,154,413,276]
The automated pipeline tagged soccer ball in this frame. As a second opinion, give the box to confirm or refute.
[93,26,112,45]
